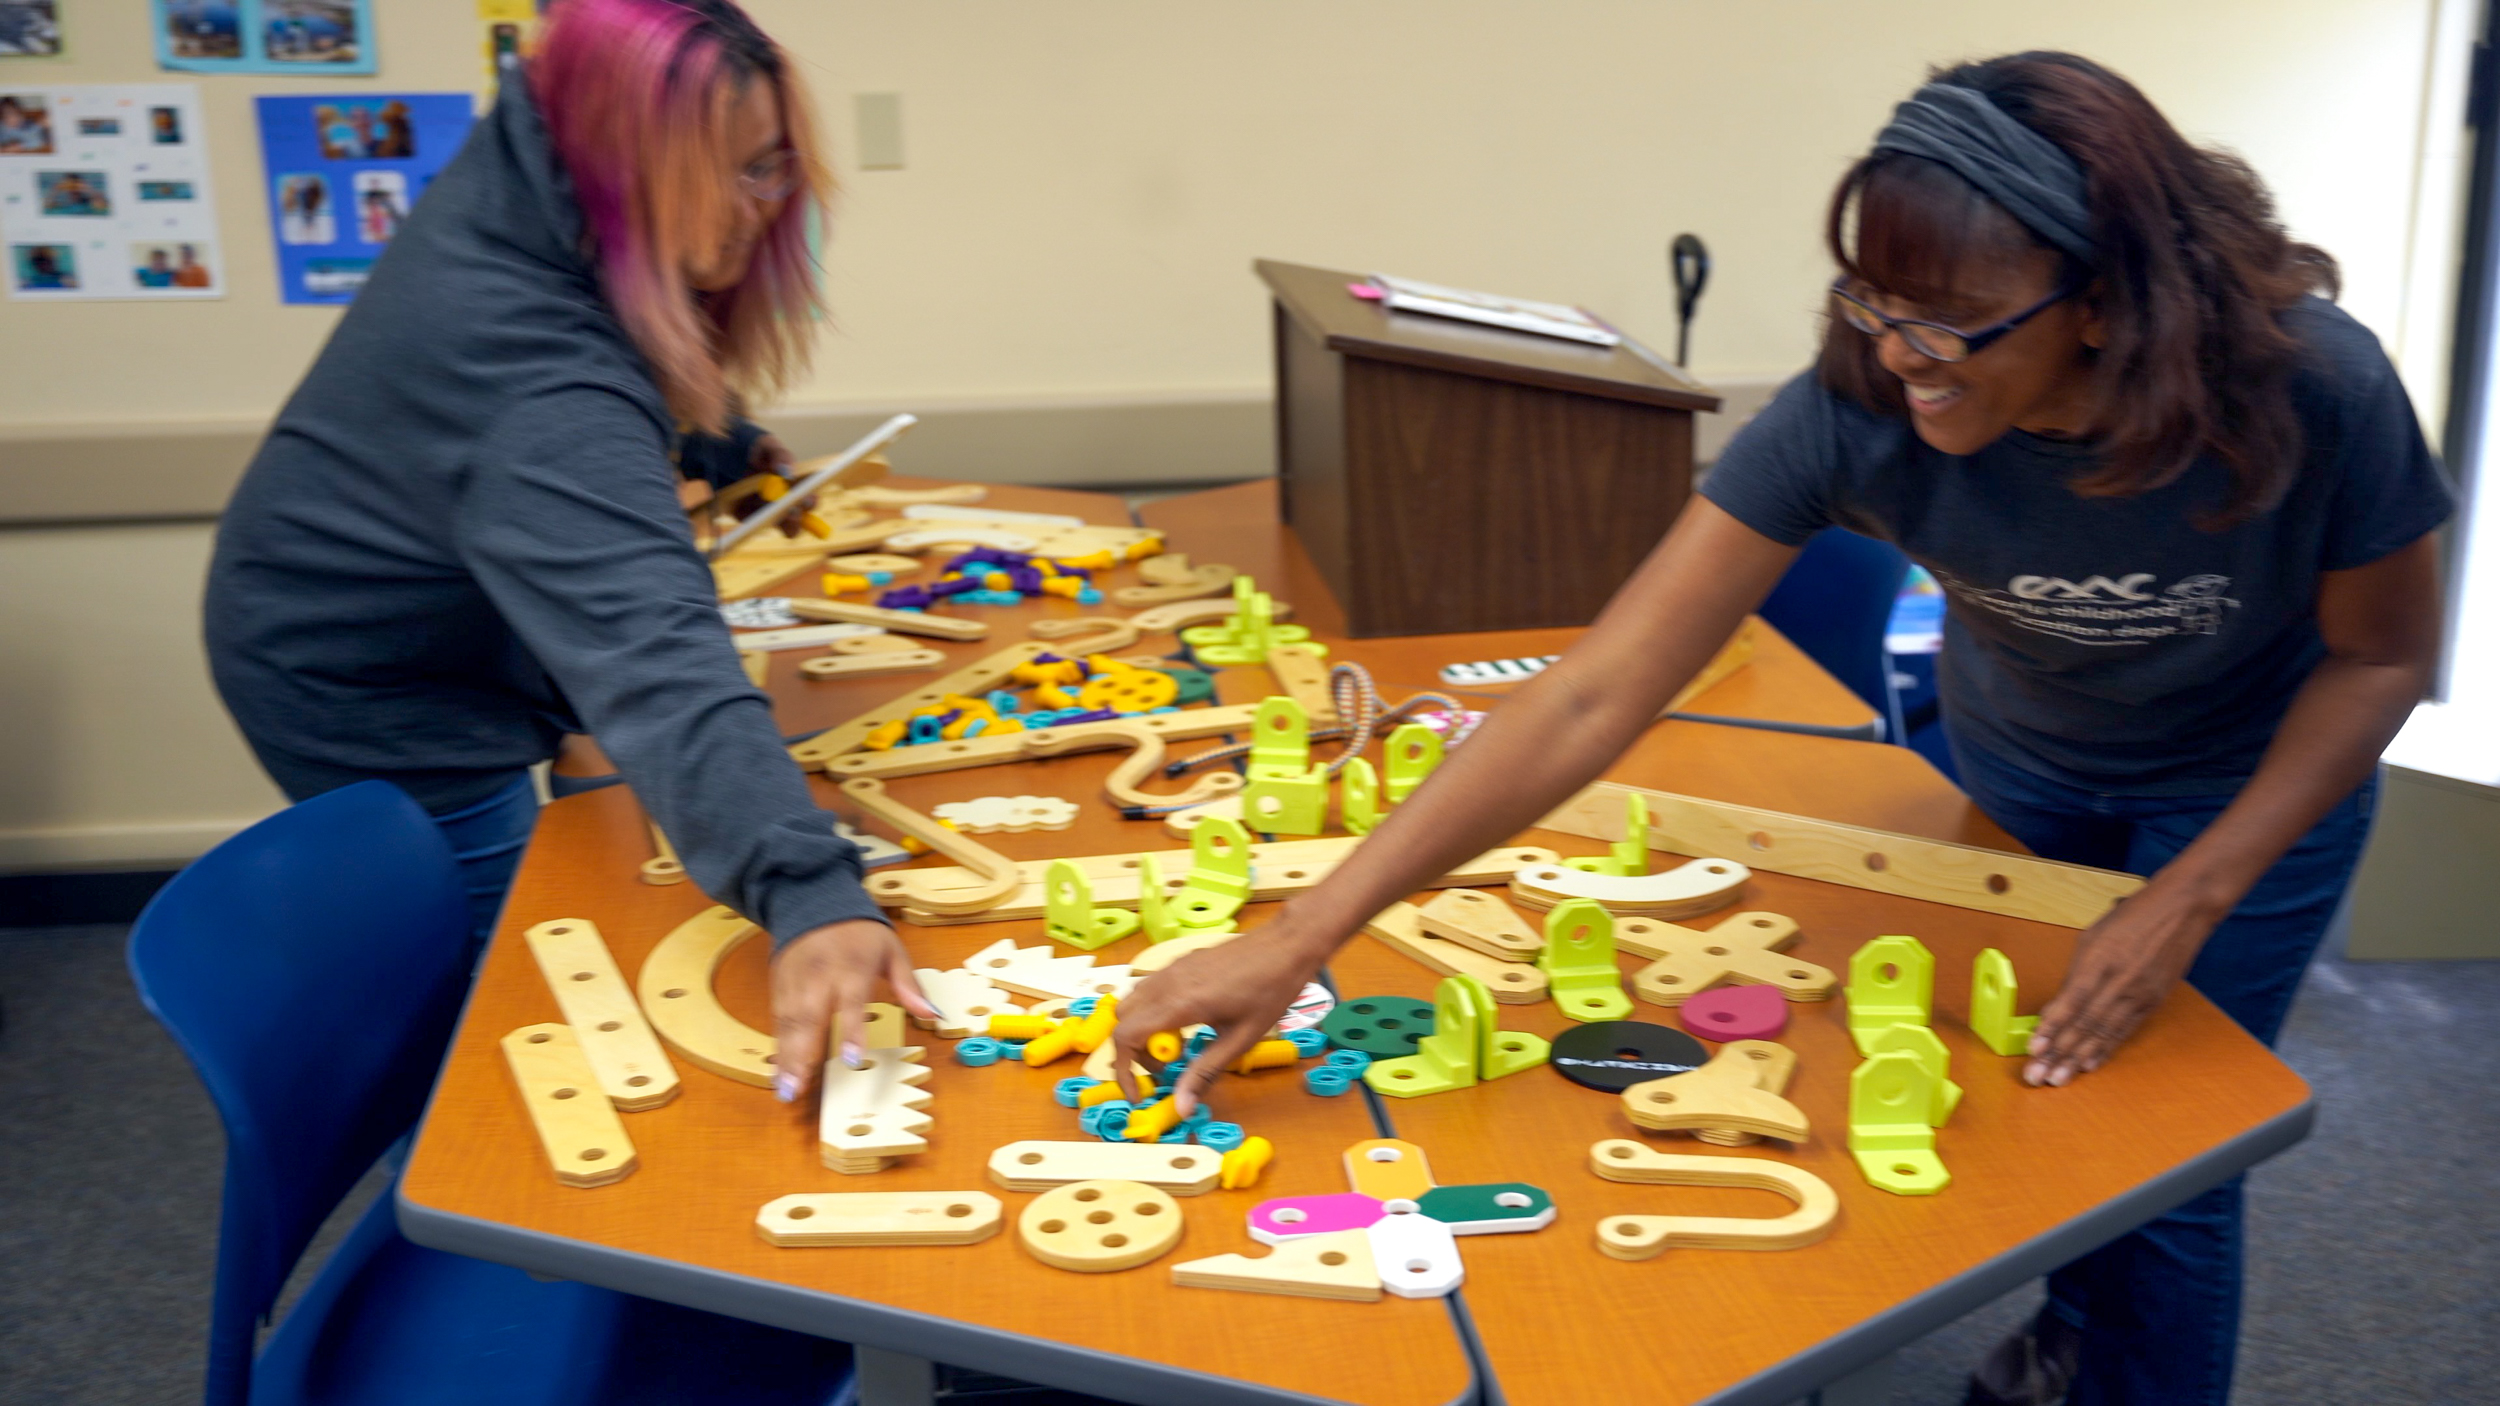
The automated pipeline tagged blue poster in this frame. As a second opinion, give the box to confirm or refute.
[255,93,472,305]
[155,0,378,77]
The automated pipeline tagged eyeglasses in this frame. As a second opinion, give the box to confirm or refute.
[736,148,799,203]
[1829,276,2081,362]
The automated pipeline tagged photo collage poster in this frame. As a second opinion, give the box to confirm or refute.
[153,0,376,77]
[255,93,471,304]
[0,1,61,58]
[1,84,223,300]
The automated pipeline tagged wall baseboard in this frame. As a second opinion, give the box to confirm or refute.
[0,818,266,873]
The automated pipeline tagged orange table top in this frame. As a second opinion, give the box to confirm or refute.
[402,477,2309,1406]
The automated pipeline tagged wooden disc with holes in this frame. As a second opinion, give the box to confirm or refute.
[1550,1021,1708,1092]
[1016,1179,1184,1272]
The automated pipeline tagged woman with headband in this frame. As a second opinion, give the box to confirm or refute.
[1115,51,2450,1405]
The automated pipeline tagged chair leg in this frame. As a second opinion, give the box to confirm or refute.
[853,1346,935,1406]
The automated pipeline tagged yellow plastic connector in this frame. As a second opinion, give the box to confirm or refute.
[1218,1137,1274,1190]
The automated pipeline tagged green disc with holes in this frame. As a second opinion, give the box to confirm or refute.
[1319,995,1435,1056]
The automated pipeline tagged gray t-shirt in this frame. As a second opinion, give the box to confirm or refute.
[1703,296,2453,795]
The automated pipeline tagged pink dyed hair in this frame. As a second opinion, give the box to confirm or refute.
[529,0,828,434]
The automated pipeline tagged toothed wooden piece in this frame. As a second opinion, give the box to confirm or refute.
[522,919,680,1109]
[502,1024,637,1187]
[757,1191,1003,1246]
[1586,1142,1839,1258]
[959,940,1138,1002]
[1360,902,1551,1004]
[1418,888,1542,960]
[1174,1229,1381,1301]
[988,1142,1221,1195]
[908,967,1026,1037]
[819,1049,934,1172]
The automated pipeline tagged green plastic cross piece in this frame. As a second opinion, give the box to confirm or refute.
[1245,697,1311,780]
[1242,770,1328,836]
[1383,722,1444,804]
[1537,899,1635,1022]
[1846,934,1936,1055]
[1339,758,1382,836]
[1182,577,1318,667]
[1565,792,1651,877]
[1970,948,2041,1057]
[1365,974,1484,1097]
[1043,859,1141,951]
[1136,852,1181,944]
[1166,814,1252,930]
[1848,1049,1952,1195]
[1862,1021,1963,1124]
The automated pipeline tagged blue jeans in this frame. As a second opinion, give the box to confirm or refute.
[1948,735,2378,1406]
[427,772,539,953]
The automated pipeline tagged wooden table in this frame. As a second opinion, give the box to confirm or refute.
[401,479,2310,1406]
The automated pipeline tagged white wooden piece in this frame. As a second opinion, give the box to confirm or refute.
[987,1141,1221,1195]
[930,795,1081,834]
[959,940,1136,1002]
[1343,1139,1435,1201]
[909,967,1023,1038]
[501,1024,637,1187]
[521,919,680,1109]
[819,1049,935,1173]
[1366,1207,1464,1299]
[1172,1229,1381,1301]
[1508,855,1752,916]
[881,526,1039,553]
[899,503,1085,528]
[756,1191,1004,1247]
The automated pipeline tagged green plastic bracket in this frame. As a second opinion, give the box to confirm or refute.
[1565,792,1650,877]
[1537,899,1634,1022]
[1365,974,1548,1097]
[1848,1049,1952,1195]
[1862,1021,1963,1124]
[1245,697,1310,780]
[1181,577,1319,666]
[1136,852,1180,944]
[1383,722,1444,804]
[1970,948,2040,1057]
[1846,934,1936,1055]
[1339,758,1382,835]
[1241,769,1328,836]
[1043,859,1141,951]
[1166,814,1252,930]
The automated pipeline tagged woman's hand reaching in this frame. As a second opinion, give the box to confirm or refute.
[1108,912,1341,1114]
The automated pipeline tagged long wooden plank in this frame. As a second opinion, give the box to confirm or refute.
[786,643,1055,769]
[1539,781,2142,928]
[819,703,1264,780]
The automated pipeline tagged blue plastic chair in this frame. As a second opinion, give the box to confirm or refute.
[1753,527,1912,743]
[128,781,852,1406]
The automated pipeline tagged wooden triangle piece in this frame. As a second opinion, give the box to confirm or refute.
[1173,1229,1381,1301]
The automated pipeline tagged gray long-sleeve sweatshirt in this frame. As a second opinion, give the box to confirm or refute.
[204,70,882,944]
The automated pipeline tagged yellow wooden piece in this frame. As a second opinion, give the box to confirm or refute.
[1682,1039,1800,1148]
[1342,1139,1434,1201]
[1418,888,1541,960]
[1625,910,1836,1007]
[521,919,680,1110]
[787,642,1055,769]
[798,648,947,680]
[1172,1228,1381,1301]
[1541,781,2143,928]
[1264,643,1340,727]
[1619,1044,1811,1144]
[756,1191,1003,1247]
[1017,1180,1185,1272]
[987,1141,1222,1195]
[845,777,1023,915]
[501,1024,637,1187]
[739,650,770,687]
[635,906,776,1087]
[784,596,988,641]
[1507,854,1750,916]
[1360,902,1551,1005]
[639,822,685,887]
[1586,1141,1838,1258]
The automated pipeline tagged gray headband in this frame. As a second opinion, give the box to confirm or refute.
[1870,83,2094,265]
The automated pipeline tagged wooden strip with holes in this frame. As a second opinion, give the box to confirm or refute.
[1265,643,1339,727]
[756,1191,1004,1247]
[502,1024,638,1187]
[786,643,1056,769]
[873,839,1562,917]
[798,649,949,680]
[785,597,990,641]
[521,919,681,1109]
[820,703,1264,780]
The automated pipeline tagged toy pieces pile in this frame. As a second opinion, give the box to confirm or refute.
[877,546,1121,611]
[756,1191,1005,1248]
[858,653,1184,751]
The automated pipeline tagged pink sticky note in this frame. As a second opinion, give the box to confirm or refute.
[1347,281,1384,301]
[1249,1192,1387,1245]
[1679,984,1788,1041]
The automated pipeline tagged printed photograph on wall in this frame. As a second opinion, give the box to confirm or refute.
[155,0,375,76]
[0,1,62,58]
[256,92,471,303]
[1,83,221,298]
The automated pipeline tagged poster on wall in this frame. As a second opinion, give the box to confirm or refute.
[0,1,62,58]
[1,83,222,300]
[153,0,376,76]
[255,93,472,304]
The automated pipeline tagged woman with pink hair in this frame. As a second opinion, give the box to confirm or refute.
[209,0,931,1101]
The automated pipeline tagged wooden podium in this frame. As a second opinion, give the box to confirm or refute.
[1257,259,1720,638]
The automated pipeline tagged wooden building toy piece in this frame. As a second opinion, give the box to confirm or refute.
[909,967,1021,1038]
[1619,1053,1811,1145]
[740,649,771,686]
[1971,947,2042,1057]
[1342,1139,1435,1202]
[827,704,1263,785]
[1625,911,1833,1008]
[1126,923,1239,975]
[988,1141,1221,1195]
[1565,792,1651,878]
[522,919,681,1110]
[995,719,1247,812]
[1586,1142,1839,1258]
[1114,557,1237,606]
[1686,1040,1800,1148]
[897,502,1085,529]
[502,1024,637,1187]
[1382,723,1443,804]
[1541,781,2144,928]
[879,525,1038,554]
[639,823,686,886]
[1339,758,1382,835]
[756,1191,1004,1247]
[785,642,1055,770]
[847,777,1023,916]
[1418,888,1542,961]
[1508,854,1750,917]
[826,552,921,575]
[1043,861,1143,952]
[1360,903,1551,1004]
[1172,1229,1381,1302]
[1848,1050,1952,1195]
[1863,1021,1963,1124]
[1538,900,1635,1022]
[1846,935,1937,1055]
[1017,1180,1185,1272]
[784,595,990,641]
[1127,594,1294,635]
[835,820,911,869]
[856,1001,911,1052]
[636,906,778,1087]
[845,482,981,507]
[930,795,1081,834]
[1248,1192,1389,1245]
[726,622,884,652]
[1678,983,1790,1042]
[1415,1183,1557,1236]
[960,940,1137,1003]
[1366,1205,1465,1299]
[799,648,948,680]
[1264,643,1341,727]
[1026,616,1145,654]
[818,1049,935,1173]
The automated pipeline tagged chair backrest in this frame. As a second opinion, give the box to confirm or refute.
[127,781,472,1406]
[1756,527,1911,741]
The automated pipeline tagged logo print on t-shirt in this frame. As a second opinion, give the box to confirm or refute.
[1936,571,2240,646]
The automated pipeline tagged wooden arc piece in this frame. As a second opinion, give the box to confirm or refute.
[640,822,685,887]
[1129,596,1294,635]
[784,596,990,641]
[1508,855,1751,916]
[1027,616,1146,653]
[521,919,681,1109]
[634,905,778,1087]
[1361,902,1551,1004]
[845,777,1023,915]
[799,649,947,680]
[502,1024,638,1187]
[1021,719,1244,810]
[756,1191,1004,1247]
[1586,1141,1838,1259]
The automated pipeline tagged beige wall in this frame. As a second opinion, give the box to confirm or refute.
[0,0,2468,869]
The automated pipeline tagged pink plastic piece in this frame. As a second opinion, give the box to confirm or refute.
[1678,984,1788,1041]
[1248,1192,1387,1245]
[1347,281,1384,301]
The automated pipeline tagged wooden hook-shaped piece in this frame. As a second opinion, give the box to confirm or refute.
[1586,1141,1838,1259]
[845,776,1024,915]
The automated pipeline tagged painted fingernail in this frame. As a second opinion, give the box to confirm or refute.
[841,1041,864,1069]
[2022,1061,2042,1084]
[774,1071,799,1103]
[2083,1055,2103,1073]
[2027,1034,2049,1056]
[2049,1066,2073,1087]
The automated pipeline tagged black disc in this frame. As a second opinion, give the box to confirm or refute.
[1550,1021,1709,1091]
[1319,995,1434,1056]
